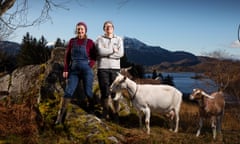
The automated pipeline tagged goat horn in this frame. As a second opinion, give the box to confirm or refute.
[201,91,214,99]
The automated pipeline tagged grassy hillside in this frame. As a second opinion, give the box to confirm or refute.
[0,48,239,143]
[1,99,239,143]
[116,101,240,144]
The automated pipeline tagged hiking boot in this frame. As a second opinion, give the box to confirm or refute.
[55,98,71,124]
[86,97,95,114]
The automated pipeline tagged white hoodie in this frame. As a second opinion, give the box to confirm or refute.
[96,34,124,69]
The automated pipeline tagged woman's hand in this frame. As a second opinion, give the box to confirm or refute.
[63,72,68,78]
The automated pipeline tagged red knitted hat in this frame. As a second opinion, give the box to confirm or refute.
[77,22,87,32]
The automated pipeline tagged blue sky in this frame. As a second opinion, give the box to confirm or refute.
[10,0,240,59]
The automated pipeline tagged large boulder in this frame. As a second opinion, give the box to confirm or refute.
[0,74,10,98]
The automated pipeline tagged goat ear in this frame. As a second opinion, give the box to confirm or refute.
[201,91,214,99]
[120,68,124,73]
[126,66,132,71]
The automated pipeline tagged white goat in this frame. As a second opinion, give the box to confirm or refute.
[110,73,182,134]
[190,88,225,139]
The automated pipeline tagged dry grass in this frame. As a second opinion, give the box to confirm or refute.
[0,101,40,143]
[0,98,239,144]
[117,101,240,144]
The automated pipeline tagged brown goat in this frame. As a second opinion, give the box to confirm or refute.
[190,88,225,140]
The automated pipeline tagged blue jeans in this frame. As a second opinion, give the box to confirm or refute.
[64,62,93,99]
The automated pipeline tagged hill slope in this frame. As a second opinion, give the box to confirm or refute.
[0,41,20,55]
[124,37,200,66]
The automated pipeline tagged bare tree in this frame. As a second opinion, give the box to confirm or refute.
[0,22,13,41]
[204,50,230,87]
[0,0,67,29]
[204,49,231,60]
[238,24,240,43]
[0,0,129,40]
[204,50,240,99]
[0,0,72,40]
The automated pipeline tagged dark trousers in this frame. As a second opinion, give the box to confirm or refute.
[97,69,119,100]
[97,69,119,119]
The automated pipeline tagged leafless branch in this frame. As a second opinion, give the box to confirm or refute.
[0,0,73,40]
[0,0,131,40]
[238,24,240,43]
[0,22,13,41]
[117,0,130,10]
[0,0,71,30]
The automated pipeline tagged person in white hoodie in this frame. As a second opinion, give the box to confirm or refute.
[96,21,124,121]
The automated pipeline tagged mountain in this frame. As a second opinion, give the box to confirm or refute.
[0,41,20,55]
[123,37,200,66]
[1,38,200,67]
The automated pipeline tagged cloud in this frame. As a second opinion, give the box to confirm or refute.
[230,40,240,48]
[46,42,55,46]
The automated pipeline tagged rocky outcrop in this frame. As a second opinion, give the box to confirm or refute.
[0,47,127,143]
[10,65,44,96]
[0,47,65,99]
[0,74,10,99]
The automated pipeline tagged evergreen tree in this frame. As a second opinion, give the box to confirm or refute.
[120,53,130,68]
[55,38,65,47]
[38,36,51,63]
[17,32,51,67]
[162,75,175,86]
[0,51,16,73]
[120,53,145,78]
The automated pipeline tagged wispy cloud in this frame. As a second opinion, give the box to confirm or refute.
[230,40,240,48]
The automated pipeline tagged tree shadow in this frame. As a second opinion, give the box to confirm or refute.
[118,113,168,129]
